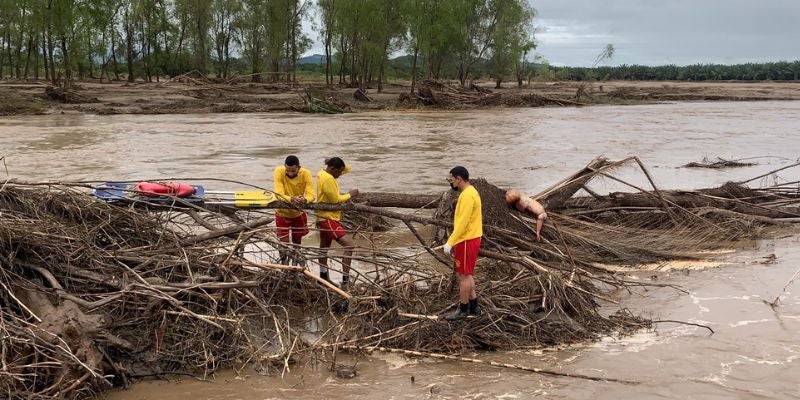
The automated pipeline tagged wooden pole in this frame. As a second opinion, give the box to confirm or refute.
[341,345,639,384]
[244,261,352,300]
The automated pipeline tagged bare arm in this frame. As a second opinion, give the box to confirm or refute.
[528,199,547,241]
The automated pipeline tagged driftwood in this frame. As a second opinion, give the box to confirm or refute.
[296,90,349,114]
[353,88,373,102]
[469,83,493,94]
[353,158,624,212]
[357,191,441,208]
[402,80,580,108]
[684,157,758,169]
[343,345,638,383]
[2,156,799,399]
[562,184,800,220]
[533,157,614,208]
[166,70,211,85]
[0,167,664,398]
[44,86,98,103]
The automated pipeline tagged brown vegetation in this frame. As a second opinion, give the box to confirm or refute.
[1,79,799,116]
[683,157,758,169]
[0,88,44,116]
[2,157,799,398]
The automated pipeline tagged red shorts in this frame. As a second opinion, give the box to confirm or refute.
[276,213,309,240]
[454,237,481,276]
[317,219,346,241]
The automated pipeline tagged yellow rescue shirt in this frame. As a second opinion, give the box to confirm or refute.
[273,166,315,218]
[315,165,352,221]
[447,185,483,246]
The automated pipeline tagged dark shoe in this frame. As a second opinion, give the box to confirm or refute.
[320,271,332,284]
[445,304,469,321]
[468,299,481,316]
[332,300,349,313]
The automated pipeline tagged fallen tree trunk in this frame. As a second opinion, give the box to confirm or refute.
[44,86,99,103]
[353,88,372,102]
[566,189,800,219]
[358,191,442,208]
[534,157,614,208]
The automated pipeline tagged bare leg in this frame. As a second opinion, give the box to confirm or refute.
[291,235,303,266]
[335,234,355,280]
[445,273,473,320]
[458,273,471,304]
[468,275,477,300]
[278,233,290,264]
[319,235,332,275]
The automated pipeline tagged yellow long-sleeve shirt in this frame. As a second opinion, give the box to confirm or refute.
[273,166,315,218]
[315,165,351,221]
[447,185,483,246]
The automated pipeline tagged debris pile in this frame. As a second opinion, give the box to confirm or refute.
[2,157,799,398]
[683,157,758,169]
[402,80,581,108]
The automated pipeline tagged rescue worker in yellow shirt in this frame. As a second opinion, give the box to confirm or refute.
[316,157,359,287]
[443,166,483,320]
[273,155,315,265]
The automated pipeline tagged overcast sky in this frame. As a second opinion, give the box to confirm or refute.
[302,0,800,67]
[530,0,800,66]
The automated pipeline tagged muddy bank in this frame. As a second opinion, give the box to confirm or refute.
[2,79,800,116]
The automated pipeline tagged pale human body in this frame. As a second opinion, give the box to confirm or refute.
[505,189,547,241]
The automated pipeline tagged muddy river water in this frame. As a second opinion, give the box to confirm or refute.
[2,101,800,399]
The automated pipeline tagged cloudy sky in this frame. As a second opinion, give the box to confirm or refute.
[302,0,800,67]
[530,0,800,66]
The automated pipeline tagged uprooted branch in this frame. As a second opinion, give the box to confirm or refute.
[2,156,799,398]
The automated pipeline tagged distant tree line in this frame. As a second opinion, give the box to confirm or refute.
[545,61,800,82]
[316,0,535,90]
[0,0,536,90]
[0,0,310,84]
[2,1,796,88]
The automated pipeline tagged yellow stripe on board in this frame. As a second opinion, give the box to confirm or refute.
[233,191,276,208]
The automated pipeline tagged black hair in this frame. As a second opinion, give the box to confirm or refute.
[285,155,300,167]
[450,166,469,181]
[326,157,346,169]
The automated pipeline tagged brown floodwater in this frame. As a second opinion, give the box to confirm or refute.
[2,101,800,399]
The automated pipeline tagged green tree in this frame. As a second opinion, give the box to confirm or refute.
[452,0,495,86]
[211,0,242,79]
[238,0,266,81]
[486,0,535,88]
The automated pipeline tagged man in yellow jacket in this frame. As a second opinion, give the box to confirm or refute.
[316,157,359,287]
[273,155,315,265]
[443,166,482,320]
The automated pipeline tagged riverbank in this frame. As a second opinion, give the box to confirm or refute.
[2,79,800,116]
